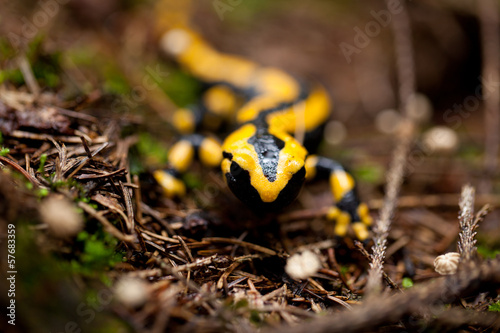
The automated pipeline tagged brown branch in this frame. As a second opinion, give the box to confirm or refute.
[17,55,40,96]
[354,241,401,292]
[264,258,500,333]
[427,307,500,331]
[0,155,43,187]
[203,237,278,256]
[8,130,108,143]
[367,0,417,295]
[458,185,477,261]
[78,201,136,246]
[478,0,500,193]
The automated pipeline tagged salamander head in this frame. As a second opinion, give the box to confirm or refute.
[221,124,307,211]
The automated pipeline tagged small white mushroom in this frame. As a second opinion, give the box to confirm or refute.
[422,126,459,153]
[39,196,84,238]
[114,277,149,308]
[434,252,460,275]
[285,250,321,280]
[160,29,192,56]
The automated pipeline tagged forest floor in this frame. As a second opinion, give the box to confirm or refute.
[1,1,500,332]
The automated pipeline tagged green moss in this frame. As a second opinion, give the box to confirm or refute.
[457,144,482,160]
[0,37,17,61]
[488,301,500,312]
[233,299,249,309]
[29,37,63,88]
[157,67,201,107]
[70,230,123,278]
[36,188,49,198]
[220,0,276,27]
[353,163,384,184]
[66,46,98,67]
[103,73,130,95]
[249,309,263,325]
[402,277,414,289]
[0,147,10,156]
[11,219,127,332]
[129,132,171,174]
[0,36,63,88]
[477,245,500,259]
[137,132,170,165]
[183,172,203,189]
[0,68,25,85]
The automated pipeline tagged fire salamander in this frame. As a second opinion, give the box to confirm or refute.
[153,28,372,240]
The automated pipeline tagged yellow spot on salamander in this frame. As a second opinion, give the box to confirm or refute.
[203,86,237,118]
[333,211,351,237]
[329,170,355,202]
[305,155,319,181]
[169,140,194,173]
[352,222,370,241]
[199,137,222,167]
[357,203,373,226]
[153,170,186,198]
[172,108,195,134]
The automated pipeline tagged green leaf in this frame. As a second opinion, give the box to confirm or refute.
[0,147,10,156]
[402,277,414,289]
[38,154,47,173]
[36,188,49,198]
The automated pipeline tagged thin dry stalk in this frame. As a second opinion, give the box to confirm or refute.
[366,0,416,295]
[458,185,479,261]
[427,307,500,331]
[77,201,136,246]
[17,55,40,96]
[478,0,500,194]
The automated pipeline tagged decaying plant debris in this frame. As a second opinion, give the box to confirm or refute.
[1,1,500,333]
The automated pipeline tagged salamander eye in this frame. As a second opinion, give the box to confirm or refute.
[223,151,233,160]
[230,161,244,176]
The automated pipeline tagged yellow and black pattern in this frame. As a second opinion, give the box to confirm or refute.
[156,27,372,240]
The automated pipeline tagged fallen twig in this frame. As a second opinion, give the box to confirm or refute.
[203,237,278,256]
[367,0,417,295]
[264,258,500,333]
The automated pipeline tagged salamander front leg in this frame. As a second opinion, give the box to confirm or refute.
[305,155,372,241]
[154,134,222,198]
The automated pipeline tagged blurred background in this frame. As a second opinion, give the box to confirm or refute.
[1,0,499,332]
